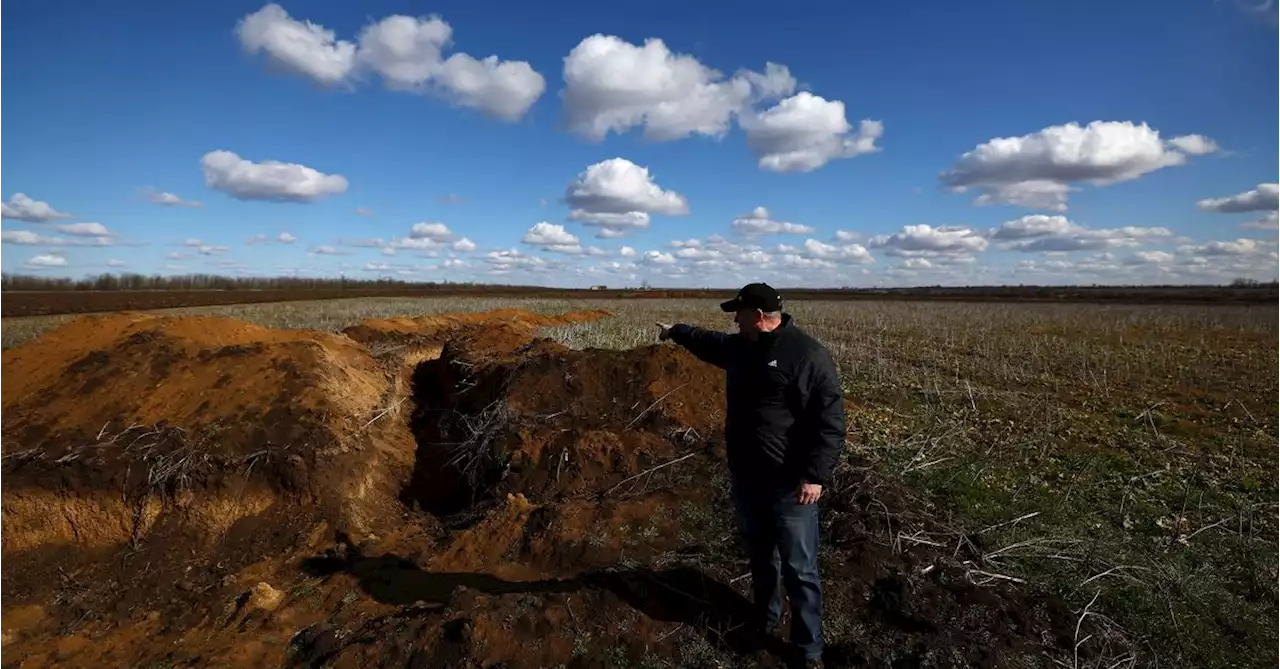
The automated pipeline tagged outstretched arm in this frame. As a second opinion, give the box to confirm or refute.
[657,322,733,370]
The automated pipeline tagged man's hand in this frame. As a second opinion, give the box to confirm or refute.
[797,482,822,505]
[656,322,674,342]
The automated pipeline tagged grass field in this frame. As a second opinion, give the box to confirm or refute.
[4,296,1276,667]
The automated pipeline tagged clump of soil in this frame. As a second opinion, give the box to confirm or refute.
[1,307,1081,668]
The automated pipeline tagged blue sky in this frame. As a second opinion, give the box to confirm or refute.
[2,0,1277,287]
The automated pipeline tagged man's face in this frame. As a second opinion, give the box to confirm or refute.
[733,308,762,334]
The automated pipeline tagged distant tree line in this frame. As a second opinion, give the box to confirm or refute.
[0,273,492,292]
[1229,277,1279,288]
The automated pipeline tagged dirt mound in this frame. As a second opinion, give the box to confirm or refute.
[2,313,389,551]
[341,307,612,348]
[402,329,726,519]
[1,307,1081,668]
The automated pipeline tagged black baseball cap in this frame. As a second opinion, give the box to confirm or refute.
[720,282,783,312]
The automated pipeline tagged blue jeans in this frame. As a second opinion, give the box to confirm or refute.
[731,477,823,660]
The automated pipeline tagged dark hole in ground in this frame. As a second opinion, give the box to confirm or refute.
[400,357,512,519]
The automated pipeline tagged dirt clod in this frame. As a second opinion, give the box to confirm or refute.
[246,582,284,612]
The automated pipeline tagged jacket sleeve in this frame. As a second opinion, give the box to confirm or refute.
[797,348,846,485]
[667,324,733,370]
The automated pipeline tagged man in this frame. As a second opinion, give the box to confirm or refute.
[657,283,845,669]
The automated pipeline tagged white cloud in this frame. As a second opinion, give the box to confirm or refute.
[392,238,441,250]
[197,245,230,256]
[357,14,545,120]
[585,260,639,278]
[167,252,192,260]
[364,262,394,272]
[248,231,299,245]
[740,93,883,173]
[779,254,835,269]
[144,189,201,207]
[521,222,584,255]
[1012,245,1277,284]
[1176,238,1274,257]
[201,150,348,202]
[107,259,127,268]
[443,257,468,269]
[310,245,349,256]
[237,5,544,120]
[1242,211,1279,231]
[668,239,701,248]
[544,244,585,255]
[869,224,989,260]
[641,250,678,265]
[55,222,112,237]
[1167,135,1219,156]
[674,246,720,260]
[522,222,579,246]
[988,216,1175,253]
[619,246,637,257]
[561,34,795,141]
[162,264,186,271]
[1,193,72,222]
[801,238,874,264]
[730,206,815,236]
[25,253,68,268]
[236,4,357,86]
[1197,183,1279,213]
[564,158,689,237]
[354,207,375,217]
[566,211,652,237]
[354,14,451,89]
[453,237,477,252]
[342,237,386,248]
[902,258,934,269]
[382,246,397,256]
[2,230,96,246]
[941,121,1218,211]
[988,214,1076,240]
[484,248,553,270]
[409,221,455,241]
[431,52,546,121]
[833,230,861,243]
[1126,250,1176,265]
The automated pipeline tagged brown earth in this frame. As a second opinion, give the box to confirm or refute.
[2,307,1081,668]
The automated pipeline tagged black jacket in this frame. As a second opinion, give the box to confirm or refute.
[668,314,845,486]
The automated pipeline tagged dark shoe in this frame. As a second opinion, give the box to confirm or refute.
[741,620,779,652]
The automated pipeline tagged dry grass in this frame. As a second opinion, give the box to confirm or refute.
[4,296,1276,667]
[545,299,1279,669]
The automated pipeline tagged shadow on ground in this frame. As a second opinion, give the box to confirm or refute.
[299,540,797,665]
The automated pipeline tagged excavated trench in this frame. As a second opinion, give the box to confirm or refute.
[0,308,1088,668]
[403,353,512,517]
